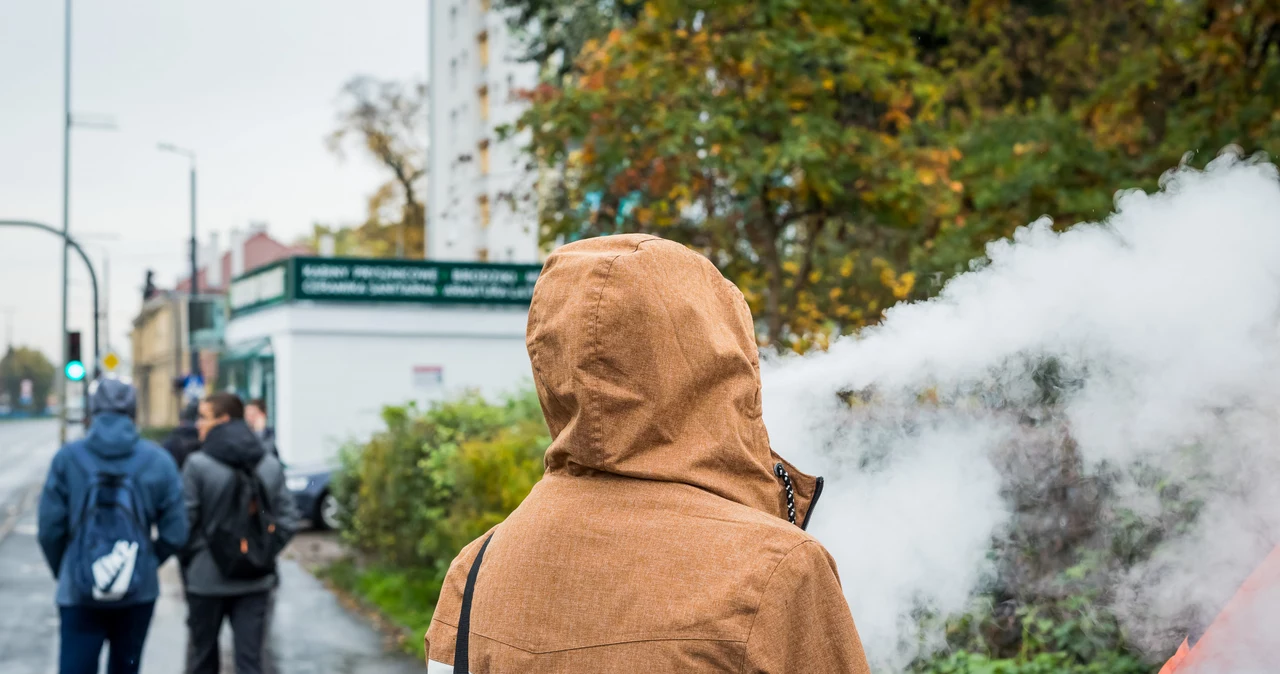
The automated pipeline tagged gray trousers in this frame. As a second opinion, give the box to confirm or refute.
[186,591,270,674]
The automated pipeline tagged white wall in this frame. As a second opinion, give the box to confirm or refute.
[225,301,531,468]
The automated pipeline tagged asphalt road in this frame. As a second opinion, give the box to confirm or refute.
[0,418,423,673]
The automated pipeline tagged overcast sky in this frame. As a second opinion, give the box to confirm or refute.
[0,0,428,363]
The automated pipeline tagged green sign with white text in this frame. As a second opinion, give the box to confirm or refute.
[228,257,542,317]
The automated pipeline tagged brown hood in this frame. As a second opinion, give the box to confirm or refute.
[526,234,821,526]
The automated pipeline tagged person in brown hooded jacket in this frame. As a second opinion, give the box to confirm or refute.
[424,234,871,673]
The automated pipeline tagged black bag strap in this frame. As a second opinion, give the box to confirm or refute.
[455,533,493,673]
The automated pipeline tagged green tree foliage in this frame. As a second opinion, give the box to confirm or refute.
[507,0,1280,351]
[0,347,55,414]
[318,76,429,259]
[497,0,645,80]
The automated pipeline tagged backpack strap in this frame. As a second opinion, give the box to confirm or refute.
[66,444,101,533]
[454,533,493,674]
[65,443,151,534]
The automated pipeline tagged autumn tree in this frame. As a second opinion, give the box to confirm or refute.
[521,0,964,350]
[326,76,429,258]
[0,347,55,414]
[497,0,645,81]
[512,0,1279,350]
[914,0,1280,282]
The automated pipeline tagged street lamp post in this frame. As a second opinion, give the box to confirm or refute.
[157,144,200,383]
[58,0,73,444]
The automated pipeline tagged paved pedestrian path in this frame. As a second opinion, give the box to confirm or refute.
[0,506,423,673]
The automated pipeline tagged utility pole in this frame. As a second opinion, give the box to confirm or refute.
[58,0,73,444]
[157,143,200,383]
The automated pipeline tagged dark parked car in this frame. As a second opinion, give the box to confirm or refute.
[285,465,340,530]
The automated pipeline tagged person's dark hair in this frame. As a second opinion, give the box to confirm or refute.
[248,398,267,415]
[205,392,245,420]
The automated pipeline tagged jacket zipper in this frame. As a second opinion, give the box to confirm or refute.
[800,476,824,531]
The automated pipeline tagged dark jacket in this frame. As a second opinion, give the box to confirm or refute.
[181,419,299,596]
[163,400,202,470]
[256,426,279,460]
[37,413,189,606]
[162,426,200,471]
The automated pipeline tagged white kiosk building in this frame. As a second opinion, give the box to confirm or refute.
[221,256,540,468]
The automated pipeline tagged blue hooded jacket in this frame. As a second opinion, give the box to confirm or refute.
[37,391,188,606]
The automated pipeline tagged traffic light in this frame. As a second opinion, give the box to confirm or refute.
[65,331,86,382]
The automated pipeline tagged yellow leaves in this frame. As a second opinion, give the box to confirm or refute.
[875,258,915,300]
[1013,142,1032,156]
[807,270,821,284]
[892,272,916,299]
[839,258,854,278]
[739,59,756,76]
[949,180,964,193]
[822,78,835,91]
[782,261,799,275]
[884,109,912,131]
[918,168,938,186]
[635,207,653,225]
[790,100,808,112]
[829,287,843,301]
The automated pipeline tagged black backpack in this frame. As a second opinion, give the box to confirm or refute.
[206,460,287,580]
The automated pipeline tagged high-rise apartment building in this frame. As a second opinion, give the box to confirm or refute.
[428,0,541,263]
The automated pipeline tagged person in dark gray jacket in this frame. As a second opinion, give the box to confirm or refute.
[182,392,298,674]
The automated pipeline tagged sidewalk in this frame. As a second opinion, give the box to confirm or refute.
[0,507,423,674]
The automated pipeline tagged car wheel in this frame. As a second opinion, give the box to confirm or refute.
[317,491,341,531]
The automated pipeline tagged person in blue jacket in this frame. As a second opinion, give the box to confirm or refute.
[37,378,188,674]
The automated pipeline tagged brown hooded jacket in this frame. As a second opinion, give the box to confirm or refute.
[425,234,871,673]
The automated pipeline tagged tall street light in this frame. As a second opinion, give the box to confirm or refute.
[157,143,200,382]
[58,0,73,444]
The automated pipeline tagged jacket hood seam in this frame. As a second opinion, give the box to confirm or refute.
[585,238,645,462]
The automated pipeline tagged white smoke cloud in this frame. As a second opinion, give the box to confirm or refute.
[762,150,1280,672]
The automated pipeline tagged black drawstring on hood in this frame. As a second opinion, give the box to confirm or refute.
[775,463,797,525]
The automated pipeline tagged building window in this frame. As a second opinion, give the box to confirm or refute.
[478,139,491,175]
[477,31,489,69]
[478,85,489,122]
[478,195,491,229]
[477,247,489,262]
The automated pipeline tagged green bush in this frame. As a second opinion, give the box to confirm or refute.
[918,650,1149,674]
[333,386,550,579]
[329,387,549,651]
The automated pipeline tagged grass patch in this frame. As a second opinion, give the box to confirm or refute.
[320,559,442,660]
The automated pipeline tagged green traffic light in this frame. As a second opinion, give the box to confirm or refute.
[65,360,86,382]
